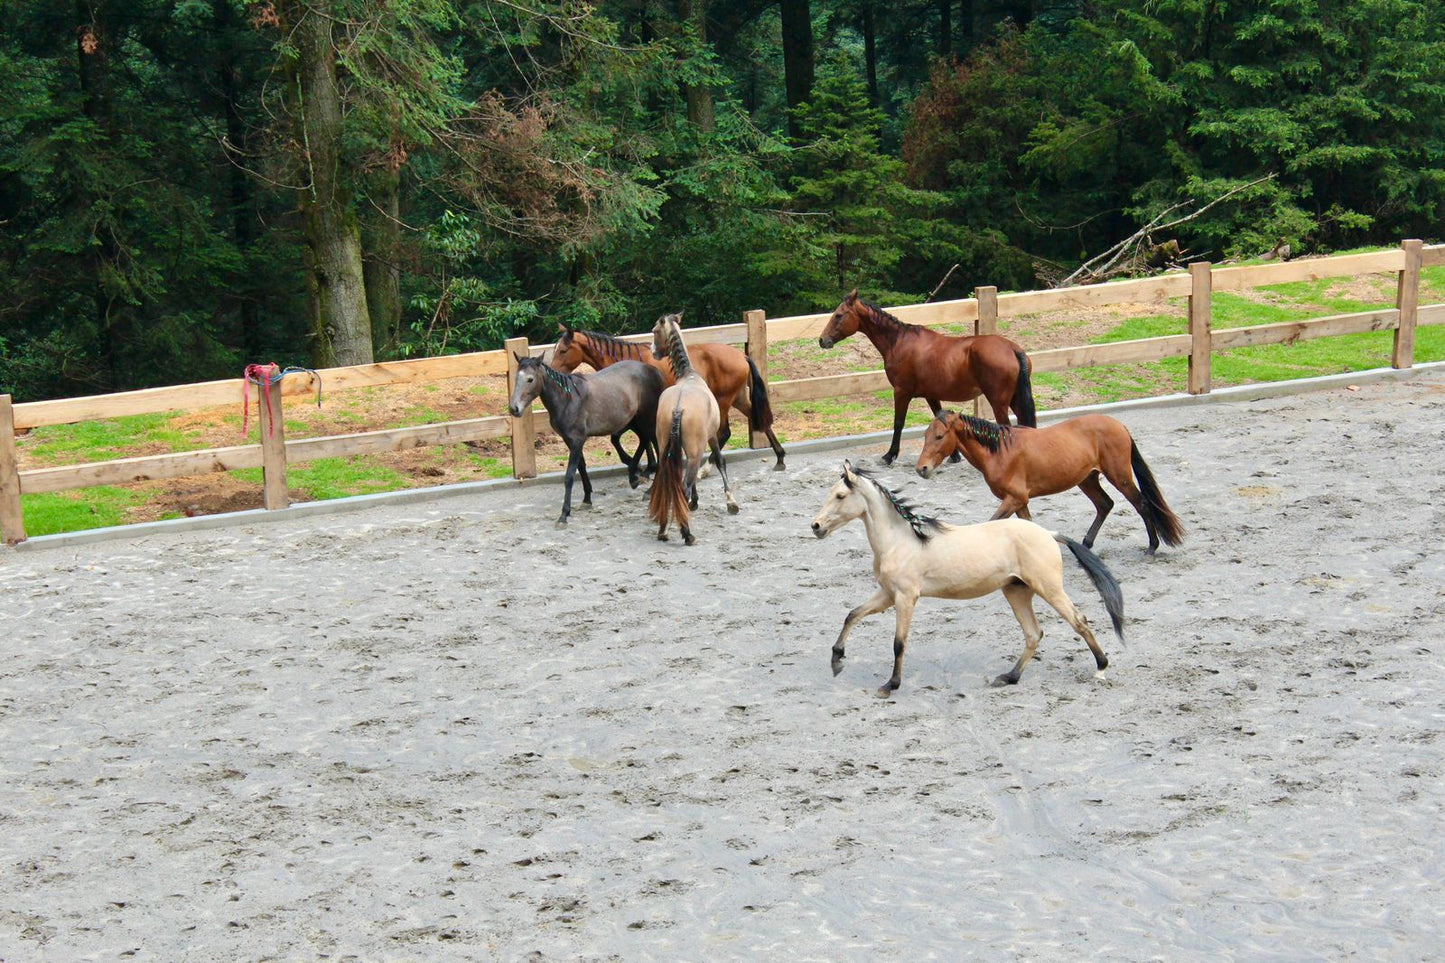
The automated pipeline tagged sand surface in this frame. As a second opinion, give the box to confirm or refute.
[2,372,1443,960]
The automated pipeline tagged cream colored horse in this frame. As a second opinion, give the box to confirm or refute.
[810,461,1123,697]
[647,313,739,544]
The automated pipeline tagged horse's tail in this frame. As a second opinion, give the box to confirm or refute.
[745,355,774,433]
[1012,349,1037,427]
[1055,534,1125,641]
[1130,439,1184,547]
[648,404,690,532]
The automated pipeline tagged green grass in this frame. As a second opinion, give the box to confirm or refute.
[21,487,158,537]
[24,411,205,466]
[231,456,412,501]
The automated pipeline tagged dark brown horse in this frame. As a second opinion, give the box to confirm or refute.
[818,290,1037,465]
[552,323,787,470]
[915,410,1185,554]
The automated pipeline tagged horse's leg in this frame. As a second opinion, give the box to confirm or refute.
[832,587,893,677]
[1102,461,1158,554]
[993,583,1044,686]
[577,455,593,505]
[987,391,1013,427]
[989,494,1029,521]
[613,431,642,489]
[681,450,704,542]
[884,392,911,465]
[1034,581,1109,678]
[1078,471,1114,548]
[878,591,919,698]
[557,443,584,528]
[708,436,741,514]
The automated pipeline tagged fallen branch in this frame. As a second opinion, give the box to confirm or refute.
[1057,173,1277,287]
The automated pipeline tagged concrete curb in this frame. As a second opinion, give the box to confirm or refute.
[10,361,1442,552]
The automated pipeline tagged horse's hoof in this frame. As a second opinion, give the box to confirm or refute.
[1093,669,1108,681]
[657,533,669,542]
[873,686,894,700]
[772,461,786,472]
[881,456,896,467]
[684,534,697,547]
[629,476,640,490]
[555,519,568,530]
[727,501,740,515]
[990,673,1019,687]
[831,655,845,677]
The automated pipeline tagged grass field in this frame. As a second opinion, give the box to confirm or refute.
[12,257,1444,537]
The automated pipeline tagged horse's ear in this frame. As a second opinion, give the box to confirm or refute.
[846,288,859,303]
[512,350,524,364]
[842,459,856,485]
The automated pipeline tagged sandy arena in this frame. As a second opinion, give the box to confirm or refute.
[2,371,1443,959]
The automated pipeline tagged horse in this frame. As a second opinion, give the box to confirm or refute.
[810,460,1124,697]
[551,322,787,470]
[818,290,1037,465]
[647,313,740,545]
[508,355,664,529]
[915,411,1185,555]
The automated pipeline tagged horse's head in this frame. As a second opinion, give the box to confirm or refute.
[811,460,869,538]
[551,323,586,373]
[819,289,862,349]
[508,354,545,417]
[916,411,963,478]
[651,312,683,360]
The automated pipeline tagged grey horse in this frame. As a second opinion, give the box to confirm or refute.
[508,355,664,528]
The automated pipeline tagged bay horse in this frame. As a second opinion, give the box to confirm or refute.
[915,411,1185,555]
[648,314,740,545]
[811,461,1124,696]
[551,323,787,470]
[818,290,1037,465]
[508,355,664,528]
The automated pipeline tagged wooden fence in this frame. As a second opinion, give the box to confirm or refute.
[2,240,1441,544]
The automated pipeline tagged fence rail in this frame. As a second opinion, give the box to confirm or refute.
[2,239,1440,544]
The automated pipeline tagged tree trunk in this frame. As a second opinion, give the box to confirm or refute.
[862,1,878,106]
[780,0,814,140]
[363,168,403,356]
[678,0,715,132]
[75,0,122,389]
[214,0,260,362]
[938,0,952,56]
[285,3,373,367]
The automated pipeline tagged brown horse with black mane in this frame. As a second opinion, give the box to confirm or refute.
[819,290,1037,465]
[915,410,1185,555]
[552,323,787,470]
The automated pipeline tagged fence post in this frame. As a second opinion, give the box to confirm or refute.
[1393,239,1422,369]
[744,309,768,448]
[974,286,998,417]
[257,376,290,510]
[1188,261,1213,395]
[505,336,538,479]
[0,395,25,545]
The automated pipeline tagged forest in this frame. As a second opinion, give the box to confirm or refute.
[1,0,1442,403]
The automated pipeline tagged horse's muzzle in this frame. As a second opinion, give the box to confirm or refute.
[916,465,933,479]
[818,336,834,349]
[507,404,522,418]
[811,521,829,539]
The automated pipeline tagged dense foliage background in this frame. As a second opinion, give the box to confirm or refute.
[2,0,1442,401]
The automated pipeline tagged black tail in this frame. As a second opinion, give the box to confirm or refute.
[1012,349,1037,427]
[1057,535,1125,641]
[745,356,775,433]
[1130,440,1184,547]
[648,404,689,531]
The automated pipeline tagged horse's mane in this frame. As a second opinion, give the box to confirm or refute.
[576,328,648,363]
[952,411,1012,453]
[657,317,693,376]
[846,466,943,542]
[520,355,577,395]
[859,298,921,333]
